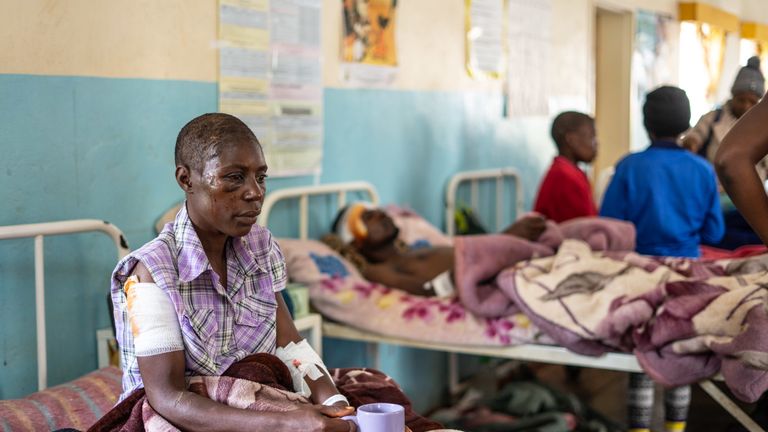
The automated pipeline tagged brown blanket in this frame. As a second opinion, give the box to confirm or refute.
[88,353,441,432]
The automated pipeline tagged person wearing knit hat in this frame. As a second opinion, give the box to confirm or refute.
[683,56,765,174]
[681,56,767,249]
[602,85,724,432]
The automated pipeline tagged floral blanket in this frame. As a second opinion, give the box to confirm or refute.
[312,276,550,346]
[498,240,768,402]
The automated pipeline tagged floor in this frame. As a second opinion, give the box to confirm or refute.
[529,363,759,432]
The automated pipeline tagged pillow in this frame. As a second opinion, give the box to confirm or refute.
[384,205,453,248]
[278,238,364,285]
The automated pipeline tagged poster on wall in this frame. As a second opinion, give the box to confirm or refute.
[340,0,398,86]
[466,0,505,79]
[218,0,323,177]
[631,10,678,151]
[506,0,551,117]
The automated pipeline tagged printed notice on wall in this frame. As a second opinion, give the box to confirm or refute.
[631,10,678,151]
[340,0,398,86]
[466,0,505,79]
[506,0,551,117]
[219,0,323,177]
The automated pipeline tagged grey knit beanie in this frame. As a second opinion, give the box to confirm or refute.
[732,56,765,97]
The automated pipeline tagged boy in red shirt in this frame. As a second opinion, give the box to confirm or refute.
[534,111,598,223]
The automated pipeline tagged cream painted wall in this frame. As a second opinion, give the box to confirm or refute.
[2,0,763,94]
[742,0,768,23]
[0,0,589,99]
[596,0,677,15]
[0,0,219,81]
[549,0,595,112]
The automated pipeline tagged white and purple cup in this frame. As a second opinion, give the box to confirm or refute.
[343,403,405,432]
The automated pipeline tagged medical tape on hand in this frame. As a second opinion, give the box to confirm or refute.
[124,276,184,357]
[275,339,331,398]
[423,271,456,298]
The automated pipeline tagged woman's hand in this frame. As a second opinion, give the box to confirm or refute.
[290,405,356,431]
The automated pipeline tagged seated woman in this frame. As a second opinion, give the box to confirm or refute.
[323,203,546,297]
[109,114,357,431]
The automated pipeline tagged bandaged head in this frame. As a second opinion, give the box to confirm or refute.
[333,202,374,244]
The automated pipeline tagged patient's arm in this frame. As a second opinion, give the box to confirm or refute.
[715,96,768,245]
[681,132,703,153]
[274,293,349,406]
[502,215,546,241]
[132,263,355,432]
[362,263,434,296]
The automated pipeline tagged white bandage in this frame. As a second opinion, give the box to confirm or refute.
[423,271,456,298]
[124,276,184,357]
[275,339,331,398]
[322,394,350,406]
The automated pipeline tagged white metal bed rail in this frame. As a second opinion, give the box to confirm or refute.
[258,181,380,240]
[445,167,524,236]
[0,219,130,391]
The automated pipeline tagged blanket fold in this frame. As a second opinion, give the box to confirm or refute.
[454,217,636,319]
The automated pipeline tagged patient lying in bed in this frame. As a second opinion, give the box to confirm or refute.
[323,203,547,297]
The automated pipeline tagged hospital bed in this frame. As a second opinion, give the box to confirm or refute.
[0,220,128,430]
[258,176,765,432]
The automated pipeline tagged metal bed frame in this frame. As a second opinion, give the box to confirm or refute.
[0,220,131,391]
[444,167,524,236]
[258,178,762,431]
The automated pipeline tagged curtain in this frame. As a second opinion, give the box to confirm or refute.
[697,23,727,102]
[757,41,768,81]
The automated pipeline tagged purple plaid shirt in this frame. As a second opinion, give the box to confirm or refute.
[111,204,286,401]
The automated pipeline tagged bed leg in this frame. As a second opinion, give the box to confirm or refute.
[367,342,380,370]
[698,380,764,432]
[448,353,461,396]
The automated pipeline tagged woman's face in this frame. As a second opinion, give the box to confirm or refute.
[731,91,760,119]
[182,139,268,238]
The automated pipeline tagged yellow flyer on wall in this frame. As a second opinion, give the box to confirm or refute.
[341,0,398,86]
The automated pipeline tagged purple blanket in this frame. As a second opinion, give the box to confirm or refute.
[498,240,768,402]
[454,217,635,318]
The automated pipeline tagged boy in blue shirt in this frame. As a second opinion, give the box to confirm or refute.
[601,86,724,257]
[600,86,724,432]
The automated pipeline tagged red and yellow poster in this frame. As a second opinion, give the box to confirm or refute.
[342,0,398,66]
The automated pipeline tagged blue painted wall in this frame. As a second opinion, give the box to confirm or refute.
[0,75,554,410]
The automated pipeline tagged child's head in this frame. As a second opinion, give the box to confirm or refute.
[174,113,267,237]
[550,111,597,164]
[643,86,691,140]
